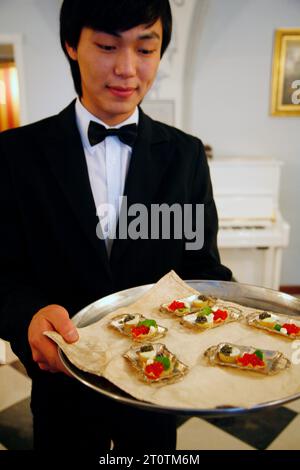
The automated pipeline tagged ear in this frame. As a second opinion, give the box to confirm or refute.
[65,42,78,61]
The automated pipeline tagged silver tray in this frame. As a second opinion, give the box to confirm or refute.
[59,280,300,417]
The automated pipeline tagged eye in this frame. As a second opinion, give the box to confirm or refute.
[139,49,156,55]
[97,44,116,52]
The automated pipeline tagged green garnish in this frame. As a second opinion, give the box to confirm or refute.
[200,306,212,316]
[274,324,282,332]
[155,355,171,370]
[254,349,264,360]
[178,308,189,313]
[138,319,157,328]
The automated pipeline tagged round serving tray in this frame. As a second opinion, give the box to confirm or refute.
[59,280,300,417]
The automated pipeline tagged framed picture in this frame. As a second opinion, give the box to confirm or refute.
[271,29,300,116]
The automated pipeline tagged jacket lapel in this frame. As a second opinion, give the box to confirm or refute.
[110,108,172,263]
[42,100,112,280]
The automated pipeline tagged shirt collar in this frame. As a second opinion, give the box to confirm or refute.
[75,98,139,152]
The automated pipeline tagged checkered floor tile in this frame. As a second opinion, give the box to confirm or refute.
[0,360,300,450]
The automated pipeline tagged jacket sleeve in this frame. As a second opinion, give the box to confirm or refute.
[0,135,50,374]
[180,138,232,281]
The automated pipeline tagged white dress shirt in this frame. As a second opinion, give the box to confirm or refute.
[75,98,139,256]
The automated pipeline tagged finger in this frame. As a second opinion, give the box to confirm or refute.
[30,330,74,375]
[30,332,59,364]
[38,363,59,374]
[37,355,71,375]
[41,340,74,377]
[40,351,73,377]
[42,307,79,344]
[61,362,73,377]
[28,306,78,375]
[32,336,65,373]
[38,362,51,371]
[54,360,73,377]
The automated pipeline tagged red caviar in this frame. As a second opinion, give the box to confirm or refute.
[168,300,185,311]
[282,323,300,335]
[145,362,164,379]
[131,325,150,337]
[237,353,265,368]
[213,309,228,322]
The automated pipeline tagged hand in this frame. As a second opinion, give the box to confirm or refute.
[28,304,79,375]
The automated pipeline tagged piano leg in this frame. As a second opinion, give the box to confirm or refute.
[220,247,283,291]
[261,247,282,290]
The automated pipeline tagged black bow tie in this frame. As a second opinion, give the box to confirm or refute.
[88,121,138,148]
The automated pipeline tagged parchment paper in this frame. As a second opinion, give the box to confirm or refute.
[46,271,300,409]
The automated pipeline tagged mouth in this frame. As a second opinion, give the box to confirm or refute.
[107,86,137,99]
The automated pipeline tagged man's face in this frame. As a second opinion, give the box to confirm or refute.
[66,20,163,125]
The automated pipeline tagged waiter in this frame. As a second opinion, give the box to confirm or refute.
[0,0,231,452]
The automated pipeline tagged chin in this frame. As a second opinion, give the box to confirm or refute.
[111,102,137,114]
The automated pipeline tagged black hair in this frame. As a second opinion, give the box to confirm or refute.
[60,0,172,96]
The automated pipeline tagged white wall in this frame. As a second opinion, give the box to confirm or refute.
[0,0,299,285]
[187,0,300,286]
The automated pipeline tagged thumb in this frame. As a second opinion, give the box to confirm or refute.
[61,325,79,343]
[45,306,79,343]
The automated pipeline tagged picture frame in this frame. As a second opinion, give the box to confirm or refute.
[271,29,300,116]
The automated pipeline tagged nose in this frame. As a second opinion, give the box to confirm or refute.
[114,49,136,78]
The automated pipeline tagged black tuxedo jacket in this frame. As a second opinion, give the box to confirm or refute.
[0,100,231,375]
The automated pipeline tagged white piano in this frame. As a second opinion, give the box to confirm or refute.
[209,158,290,290]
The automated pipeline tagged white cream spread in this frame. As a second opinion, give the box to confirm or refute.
[184,314,197,324]
[123,317,139,326]
[261,316,277,324]
[229,347,240,357]
[139,350,156,361]
[149,325,157,334]
[180,295,197,305]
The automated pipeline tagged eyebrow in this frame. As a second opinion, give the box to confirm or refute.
[137,32,161,41]
[100,31,161,41]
